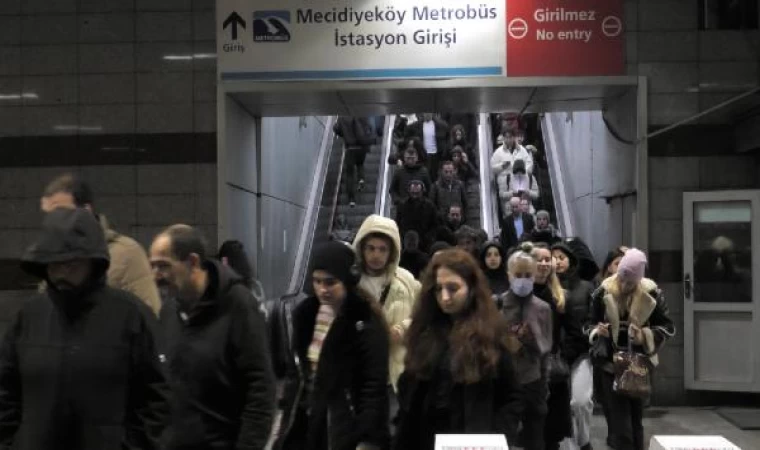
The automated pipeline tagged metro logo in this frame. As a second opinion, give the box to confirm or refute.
[506,0,624,77]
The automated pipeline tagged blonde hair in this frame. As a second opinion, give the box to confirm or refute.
[523,242,566,313]
[507,244,537,274]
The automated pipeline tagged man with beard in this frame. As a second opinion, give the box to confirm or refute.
[150,225,275,449]
[435,205,464,245]
[389,147,432,206]
[0,208,169,450]
[395,180,439,253]
[39,173,161,316]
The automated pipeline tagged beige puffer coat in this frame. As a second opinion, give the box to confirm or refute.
[353,215,421,392]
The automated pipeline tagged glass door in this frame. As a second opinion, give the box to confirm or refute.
[683,190,760,392]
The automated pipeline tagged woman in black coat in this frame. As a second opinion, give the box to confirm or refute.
[394,249,521,450]
[275,242,390,450]
[550,242,596,450]
[529,243,585,450]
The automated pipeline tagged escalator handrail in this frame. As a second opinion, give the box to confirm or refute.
[287,116,341,294]
[478,113,498,239]
[377,115,397,218]
[541,113,574,237]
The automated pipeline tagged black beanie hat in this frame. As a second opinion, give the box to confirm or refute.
[311,241,359,287]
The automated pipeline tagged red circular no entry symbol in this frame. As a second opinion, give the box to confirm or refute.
[602,15,622,37]
[508,18,528,40]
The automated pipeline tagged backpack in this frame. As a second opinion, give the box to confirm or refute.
[352,118,374,146]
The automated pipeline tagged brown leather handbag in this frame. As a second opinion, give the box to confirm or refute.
[612,340,653,399]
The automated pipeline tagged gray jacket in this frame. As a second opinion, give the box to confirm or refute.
[500,292,553,385]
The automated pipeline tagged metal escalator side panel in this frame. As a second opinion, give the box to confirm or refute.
[540,113,574,237]
[377,115,396,218]
[478,113,498,239]
[287,115,344,295]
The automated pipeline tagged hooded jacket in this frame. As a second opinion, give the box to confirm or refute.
[552,242,596,336]
[1,208,169,450]
[99,214,162,316]
[161,260,276,450]
[353,215,421,390]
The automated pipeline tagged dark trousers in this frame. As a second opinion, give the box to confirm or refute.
[518,379,547,450]
[593,365,617,447]
[426,153,440,182]
[343,147,367,202]
[599,370,644,450]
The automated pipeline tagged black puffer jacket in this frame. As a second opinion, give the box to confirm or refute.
[552,242,596,348]
[276,292,390,450]
[161,260,276,450]
[0,208,170,450]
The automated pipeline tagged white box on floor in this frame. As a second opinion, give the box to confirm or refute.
[435,434,508,450]
[649,435,741,450]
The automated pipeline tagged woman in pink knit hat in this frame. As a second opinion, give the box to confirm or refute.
[586,248,675,450]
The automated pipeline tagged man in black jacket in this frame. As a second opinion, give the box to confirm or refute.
[396,180,440,253]
[150,225,275,449]
[0,207,169,450]
[334,116,373,207]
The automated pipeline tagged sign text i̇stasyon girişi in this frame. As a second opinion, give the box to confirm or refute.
[296,4,499,49]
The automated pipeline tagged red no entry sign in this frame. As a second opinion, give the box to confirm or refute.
[602,15,622,37]
[506,0,625,76]
[508,18,529,39]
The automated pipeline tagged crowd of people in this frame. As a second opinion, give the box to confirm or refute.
[0,114,676,450]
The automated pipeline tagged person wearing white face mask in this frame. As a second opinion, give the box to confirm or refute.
[498,244,553,450]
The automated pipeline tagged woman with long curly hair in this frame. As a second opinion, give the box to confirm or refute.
[393,249,521,449]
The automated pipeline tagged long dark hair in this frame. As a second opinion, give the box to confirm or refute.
[218,240,254,289]
[404,248,507,384]
[598,246,628,282]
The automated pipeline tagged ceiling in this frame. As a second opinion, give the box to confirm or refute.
[226,76,639,117]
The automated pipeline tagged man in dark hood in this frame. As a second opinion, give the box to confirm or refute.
[150,225,275,449]
[40,173,162,316]
[0,208,169,450]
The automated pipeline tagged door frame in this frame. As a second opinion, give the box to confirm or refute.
[683,189,760,392]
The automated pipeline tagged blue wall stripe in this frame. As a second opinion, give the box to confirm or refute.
[220,66,503,81]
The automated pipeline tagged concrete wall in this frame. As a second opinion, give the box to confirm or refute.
[624,0,760,127]
[545,106,637,263]
[0,0,218,302]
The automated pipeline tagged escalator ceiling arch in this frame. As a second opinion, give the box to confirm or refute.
[226,75,639,117]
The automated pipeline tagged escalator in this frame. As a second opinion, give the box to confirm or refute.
[287,116,394,296]
[480,112,562,239]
